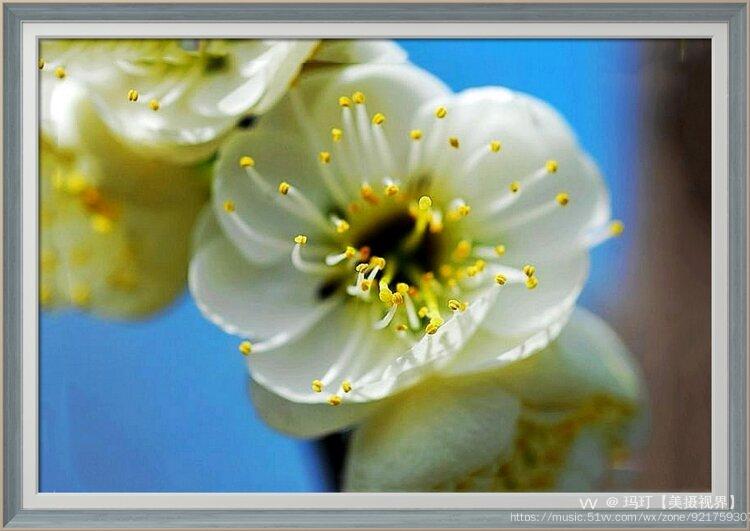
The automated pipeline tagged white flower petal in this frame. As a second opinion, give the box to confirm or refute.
[311,40,408,64]
[249,379,378,438]
[490,307,643,407]
[344,376,521,491]
[188,234,333,341]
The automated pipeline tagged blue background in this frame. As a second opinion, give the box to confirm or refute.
[40,39,642,492]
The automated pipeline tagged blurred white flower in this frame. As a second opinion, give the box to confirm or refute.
[251,308,646,492]
[39,39,406,163]
[190,62,624,405]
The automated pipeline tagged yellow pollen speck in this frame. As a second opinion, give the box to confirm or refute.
[342,380,352,393]
[410,129,423,140]
[495,244,506,256]
[490,140,502,152]
[610,220,625,236]
[71,284,91,306]
[127,89,139,102]
[526,276,539,290]
[523,264,536,277]
[345,246,357,258]
[239,155,255,168]
[331,128,343,142]
[319,151,331,164]
[335,219,350,234]
[148,99,160,111]
[91,214,114,234]
[38,59,45,70]
[495,274,508,285]
[278,182,290,195]
[448,137,460,149]
[223,200,235,213]
[338,96,352,107]
[546,160,559,173]
[435,106,448,119]
[509,181,521,193]
[360,183,379,204]
[294,234,308,245]
[327,394,342,406]
[352,91,365,104]
[418,196,432,211]
[556,192,570,206]
[372,113,386,125]
[238,341,252,356]
[54,66,66,79]
[384,183,399,196]
[312,380,324,393]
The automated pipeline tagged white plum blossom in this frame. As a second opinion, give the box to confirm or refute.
[189,61,625,408]
[39,39,407,163]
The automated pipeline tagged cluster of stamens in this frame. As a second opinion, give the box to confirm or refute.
[221,89,624,405]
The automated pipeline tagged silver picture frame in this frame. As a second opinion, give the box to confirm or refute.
[2,2,747,528]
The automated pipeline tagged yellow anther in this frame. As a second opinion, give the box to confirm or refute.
[453,240,472,260]
[523,264,536,277]
[610,220,625,236]
[395,323,408,332]
[495,273,508,285]
[331,128,343,142]
[352,91,366,104]
[327,394,342,406]
[238,341,252,356]
[555,192,570,206]
[448,299,467,312]
[91,214,114,234]
[494,244,506,256]
[360,279,372,292]
[418,196,432,211]
[360,183,379,204]
[392,293,404,305]
[448,136,460,149]
[450,204,471,219]
[435,106,448,119]
[546,160,559,173]
[148,99,160,111]
[223,200,236,213]
[370,256,386,269]
[466,265,479,277]
[239,155,255,168]
[372,113,386,125]
[526,276,539,290]
[54,66,66,79]
[418,306,430,318]
[425,317,443,335]
[294,234,308,245]
[379,286,393,304]
[396,282,409,294]
[509,181,521,193]
[127,89,139,102]
[278,182,290,195]
[384,183,399,196]
[71,284,91,306]
[439,264,454,278]
[475,259,486,272]
[38,59,45,70]
[355,263,369,273]
[336,219,349,234]
[338,96,352,107]
[318,151,331,164]
[312,380,324,393]
[490,140,502,152]
[345,246,357,258]
[410,129,423,140]
[342,380,352,393]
